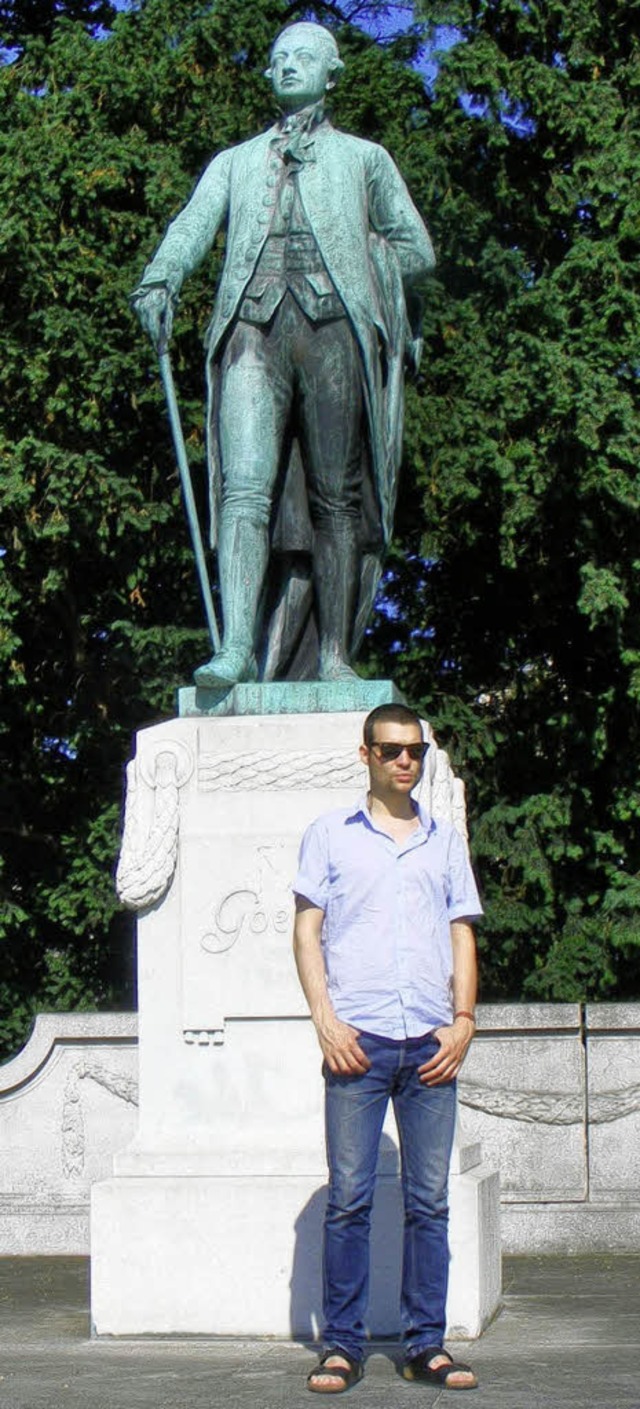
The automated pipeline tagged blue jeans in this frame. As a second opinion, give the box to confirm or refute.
[323,1031,456,1362]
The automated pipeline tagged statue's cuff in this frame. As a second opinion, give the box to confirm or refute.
[138,260,183,298]
[130,281,172,304]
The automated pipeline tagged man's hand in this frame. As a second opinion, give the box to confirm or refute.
[131,285,173,351]
[293,896,370,1078]
[316,1015,371,1076]
[418,1016,475,1086]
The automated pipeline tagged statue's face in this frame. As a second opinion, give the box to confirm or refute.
[269,27,336,112]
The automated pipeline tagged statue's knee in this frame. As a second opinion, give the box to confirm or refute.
[312,504,360,537]
[222,487,271,528]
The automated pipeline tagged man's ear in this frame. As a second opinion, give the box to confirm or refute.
[359,743,369,766]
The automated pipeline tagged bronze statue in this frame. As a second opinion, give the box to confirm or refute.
[133,22,434,688]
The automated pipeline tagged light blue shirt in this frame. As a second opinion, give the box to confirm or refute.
[294,797,483,1039]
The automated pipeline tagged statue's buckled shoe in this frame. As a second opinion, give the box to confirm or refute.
[193,647,258,689]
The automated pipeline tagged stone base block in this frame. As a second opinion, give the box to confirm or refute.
[96,710,500,1339]
[91,1161,500,1338]
[178,679,405,719]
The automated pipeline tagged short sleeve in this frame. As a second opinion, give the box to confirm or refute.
[293,818,330,911]
[445,828,483,922]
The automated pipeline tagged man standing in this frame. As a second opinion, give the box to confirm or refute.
[133,23,434,687]
[293,704,481,1392]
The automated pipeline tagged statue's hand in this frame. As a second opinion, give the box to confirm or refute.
[131,284,174,352]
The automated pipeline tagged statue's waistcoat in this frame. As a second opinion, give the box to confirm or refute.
[207,125,388,355]
[239,157,345,326]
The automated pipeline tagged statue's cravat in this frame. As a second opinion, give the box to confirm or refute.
[271,100,325,164]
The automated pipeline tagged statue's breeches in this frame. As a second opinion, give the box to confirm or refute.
[217,294,363,533]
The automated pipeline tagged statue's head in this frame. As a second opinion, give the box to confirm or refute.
[266,22,344,113]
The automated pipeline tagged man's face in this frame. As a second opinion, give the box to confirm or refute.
[269,29,335,112]
[360,721,426,800]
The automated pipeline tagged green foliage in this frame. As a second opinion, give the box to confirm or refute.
[0,0,117,51]
[0,0,639,1059]
[0,0,432,1062]
[363,0,640,1001]
[0,0,293,1059]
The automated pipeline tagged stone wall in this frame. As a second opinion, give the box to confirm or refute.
[460,1003,640,1252]
[1,1003,639,1255]
[0,1013,138,1254]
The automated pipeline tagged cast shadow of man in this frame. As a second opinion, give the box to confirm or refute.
[289,1130,404,1347]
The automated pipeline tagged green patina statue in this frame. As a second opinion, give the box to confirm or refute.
[133,21,435,688]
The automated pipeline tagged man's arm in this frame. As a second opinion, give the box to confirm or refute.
[418,919,478,1086]
[293,897,370,1076]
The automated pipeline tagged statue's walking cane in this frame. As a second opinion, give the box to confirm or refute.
[158,344,221,654]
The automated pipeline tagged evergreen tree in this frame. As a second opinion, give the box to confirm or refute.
[1,0,117,51]
[0,0,428,1057]
[363,0,640,1000]
[0,0,638,1058]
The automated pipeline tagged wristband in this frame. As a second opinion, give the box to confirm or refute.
[454,1010,476,1023]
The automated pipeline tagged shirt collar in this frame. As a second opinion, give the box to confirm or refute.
[348,793,434,834]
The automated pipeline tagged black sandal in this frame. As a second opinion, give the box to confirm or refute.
[403,1346,477,1390]
[307,1349,364,1394]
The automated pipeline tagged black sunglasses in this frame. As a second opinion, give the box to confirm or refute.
[370,741,429,763]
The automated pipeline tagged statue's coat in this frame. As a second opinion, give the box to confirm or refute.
[140,121,435,555]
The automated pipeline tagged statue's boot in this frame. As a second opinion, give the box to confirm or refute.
[314,527,361,683]
[193,514,266,688]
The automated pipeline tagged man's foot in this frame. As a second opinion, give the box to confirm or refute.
[402,1347,477,1391]
[307,1349,364,1394]
[193,646,258,689]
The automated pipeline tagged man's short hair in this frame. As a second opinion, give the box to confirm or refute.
[268,22,344,78]
[363,704,423,748]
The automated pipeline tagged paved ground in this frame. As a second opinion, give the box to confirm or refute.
[1,1254,639,1408]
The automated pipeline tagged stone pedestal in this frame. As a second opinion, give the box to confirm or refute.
[91,706,500,1337]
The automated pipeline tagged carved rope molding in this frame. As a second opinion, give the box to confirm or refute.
[198,749,363,791]
[459,1079,640,1126]
[197,741,468,842]
[116,742,192,910]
